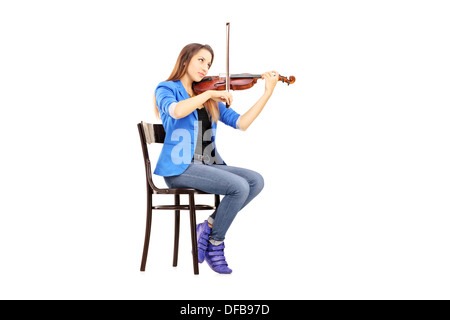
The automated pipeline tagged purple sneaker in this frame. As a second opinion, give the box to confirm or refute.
[205,242,232,274]
[196,220,211,263]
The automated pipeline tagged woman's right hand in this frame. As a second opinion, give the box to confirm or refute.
[207,90,233,106]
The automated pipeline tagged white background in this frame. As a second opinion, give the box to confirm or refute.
[1,0,449,299]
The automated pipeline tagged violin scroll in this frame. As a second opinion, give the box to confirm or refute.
[279,75,296,85]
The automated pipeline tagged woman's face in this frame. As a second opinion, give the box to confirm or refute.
[186,49,212,82]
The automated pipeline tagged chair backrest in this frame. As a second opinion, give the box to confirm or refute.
[141,122,166,144]
[137,122,166,192]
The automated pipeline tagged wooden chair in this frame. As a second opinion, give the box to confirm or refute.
[137,121,220,274]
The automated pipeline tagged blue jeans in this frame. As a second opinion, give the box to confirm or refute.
[164,163,264,243]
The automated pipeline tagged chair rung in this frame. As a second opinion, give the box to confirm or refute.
[152,204,215,210]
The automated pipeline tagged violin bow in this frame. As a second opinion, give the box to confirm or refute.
[225,22,230,108]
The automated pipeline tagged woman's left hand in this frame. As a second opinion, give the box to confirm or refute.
[261,71,279,94]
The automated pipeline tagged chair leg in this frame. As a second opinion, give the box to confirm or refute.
[140,190,152,271]
[173,195,180,267]
[215,194,220,208]
[189,193,199,275]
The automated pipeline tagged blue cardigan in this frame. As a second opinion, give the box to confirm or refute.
[154,80,241,177]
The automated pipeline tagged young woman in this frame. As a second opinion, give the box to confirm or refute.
[154,43,278,274]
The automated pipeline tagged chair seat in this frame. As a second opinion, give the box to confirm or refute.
[152,204,216,210]
[152,188,211,195]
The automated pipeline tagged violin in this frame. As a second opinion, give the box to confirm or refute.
[193,73,296,95]
[192,23,295,107]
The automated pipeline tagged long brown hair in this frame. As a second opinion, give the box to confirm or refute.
[154,43,219,122]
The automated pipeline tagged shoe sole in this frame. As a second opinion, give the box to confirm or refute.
[205,258,232,274]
